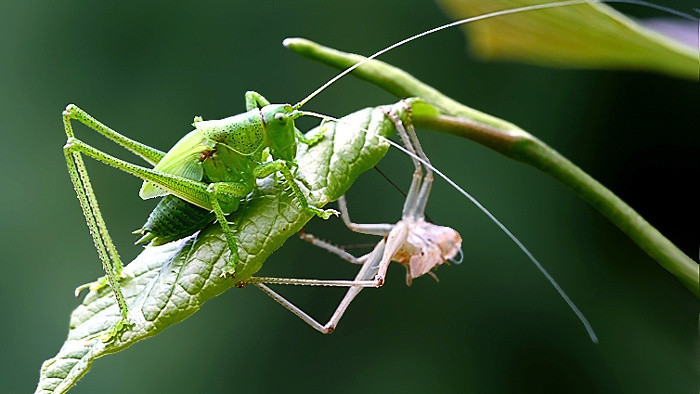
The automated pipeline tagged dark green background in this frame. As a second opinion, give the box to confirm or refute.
[1,1,697,393]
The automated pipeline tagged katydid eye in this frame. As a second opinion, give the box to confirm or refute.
[274,113,285,122]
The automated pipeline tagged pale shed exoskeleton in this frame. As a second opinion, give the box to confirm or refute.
[243,105,463,333]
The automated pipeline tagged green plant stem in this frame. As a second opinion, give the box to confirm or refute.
[285,38,699,298]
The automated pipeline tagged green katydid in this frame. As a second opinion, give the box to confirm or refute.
[63,93,339,340]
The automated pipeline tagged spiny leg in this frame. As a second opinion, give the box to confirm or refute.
[64,150,130,341]
[253,159,338,219]
[63,104,166,166]
[207,182,252,276]
[62,107,147,340]
[63,137,251,278]
[62,104,173,338]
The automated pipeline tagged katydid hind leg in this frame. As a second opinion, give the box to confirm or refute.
[63,104,166,166]
[63,129,253,279]
[245,91,271,111]
[63,110,134,341]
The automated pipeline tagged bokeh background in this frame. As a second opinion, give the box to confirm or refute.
[1,1,697,393]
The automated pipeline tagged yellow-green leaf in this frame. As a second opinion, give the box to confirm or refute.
[436,0,698,79]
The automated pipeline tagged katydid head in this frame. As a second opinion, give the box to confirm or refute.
[261,103,302,161]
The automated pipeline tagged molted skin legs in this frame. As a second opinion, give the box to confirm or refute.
[248,239,386,334]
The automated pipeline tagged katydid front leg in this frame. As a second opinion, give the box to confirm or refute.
[253,160,339,219]
[206,182,252,276]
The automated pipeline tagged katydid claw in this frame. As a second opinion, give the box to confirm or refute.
[98,317,132,343]
[308,207,339,219]
[63,103,78,116]
[322,209,340,219]
[220,264,237,278]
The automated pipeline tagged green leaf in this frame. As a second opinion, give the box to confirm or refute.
[436,0,698,79]
[36,102,416,394]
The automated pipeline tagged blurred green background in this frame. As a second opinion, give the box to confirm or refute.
[1,1,697,393]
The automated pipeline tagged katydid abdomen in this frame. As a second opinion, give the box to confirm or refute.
[134,195,215,246]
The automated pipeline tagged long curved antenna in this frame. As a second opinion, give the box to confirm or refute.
[300,110,599,343]
[291,0,696,109]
